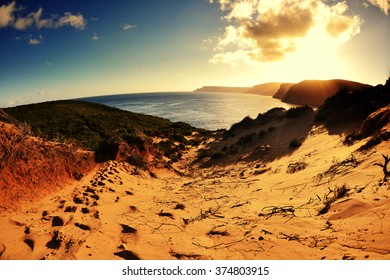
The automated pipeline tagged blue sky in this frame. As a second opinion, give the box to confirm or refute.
[0,0,389,106]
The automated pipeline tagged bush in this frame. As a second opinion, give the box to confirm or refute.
[286,161,308,173]
[126,154,148,169]
[357,136,382,152]
[258,130,266,138]
[211,151,226,160]
[286,105,312,119]
[289,138,302,149]
[237,133,257,146]
[95,139,119,162]
[268,126,275,132]
[229,116,254,132]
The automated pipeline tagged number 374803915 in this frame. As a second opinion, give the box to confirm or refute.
[215,266,269,276]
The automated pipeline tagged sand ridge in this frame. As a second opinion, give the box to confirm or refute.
[1,123,389,260]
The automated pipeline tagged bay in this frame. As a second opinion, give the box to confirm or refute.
[79,92,292,130]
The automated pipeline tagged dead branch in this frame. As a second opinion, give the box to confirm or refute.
[318,185,349,215]
[374,154,390,180]
[183,204,225,225]
[258,205,295,219]
[321,153,361,180]
[192,237,246,250]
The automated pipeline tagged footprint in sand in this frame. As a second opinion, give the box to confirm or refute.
[64,206,77,213]
[73,196,84,204]
[46,231,62,249]
[0,242,5,257]
[120,224,137,234]
[114,250,140,260]
[52,216,64,227]
[75,223,90,231]
[24,239,34,251]
[120,224,138,245]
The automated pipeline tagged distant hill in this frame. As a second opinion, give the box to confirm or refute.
[194,86,250,93]
[194,83,282,96]
[246,82,282,96]
[273,83,294,99]
[279,79,372,107]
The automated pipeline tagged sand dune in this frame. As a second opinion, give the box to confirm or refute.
[1,112,389,260]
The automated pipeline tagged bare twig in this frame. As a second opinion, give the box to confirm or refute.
[258,205,295,219]
[374,154,390,180]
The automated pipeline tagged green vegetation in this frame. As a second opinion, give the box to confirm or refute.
[4,100,204,162]
[285,105,312,119]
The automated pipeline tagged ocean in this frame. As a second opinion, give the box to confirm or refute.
[79,92,292,130]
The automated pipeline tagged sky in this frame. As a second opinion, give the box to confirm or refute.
[0,0,389,107]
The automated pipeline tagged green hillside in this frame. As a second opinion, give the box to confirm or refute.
[4,100,204,163]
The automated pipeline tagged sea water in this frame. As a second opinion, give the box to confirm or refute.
[79,92,292,130]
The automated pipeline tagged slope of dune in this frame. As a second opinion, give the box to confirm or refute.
[280,79,372,107]
[1,105,389,260]
[0,80,389,260]
[0,120,96,212]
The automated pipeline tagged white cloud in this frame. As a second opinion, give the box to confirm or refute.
[56,13,86,29]
[367,0,390,14]
[0,2,87,30]
[121,23,136,30]
[0,1,15,28]
[210,0,363,65]
[92,33,100,41]
[29,35,43,45]
[37,91,45,96]
[14,15,33,30]
[201,37,214,50]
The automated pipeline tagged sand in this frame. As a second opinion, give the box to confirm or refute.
[0,123,389,260]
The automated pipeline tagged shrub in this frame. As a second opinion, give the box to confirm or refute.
[357,136,382,152]
[286,105,312,119]
[211,151,226,160]
[343,131,363,146]
[126,154,147,169]
[289,138,302,149]
[95,139,119,162]
[268,126,275,132]
[286,161,308,173]
[229,116,254,132]
[258,130,266,138]
[237,133,257,146]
